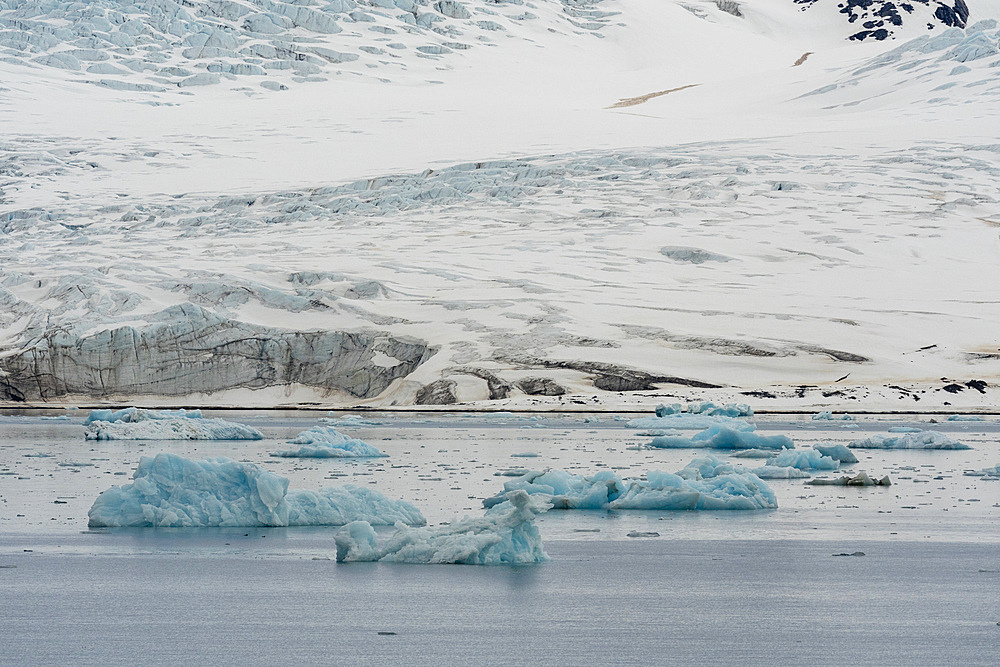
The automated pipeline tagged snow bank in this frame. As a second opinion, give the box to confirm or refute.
[88,453,425,527]
[483,456,777,511]
[767,449,839,471]
[648,425,793,451]
[814,443,859,464]
[812,411,854,421]
[83,407,261,441]
[848,431,971,450]
[271,426,386,458]
[335,490,550,565]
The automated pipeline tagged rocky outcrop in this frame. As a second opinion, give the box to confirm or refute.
[516,377,567,396]
[415,379,458,405]
[0,304,434,402]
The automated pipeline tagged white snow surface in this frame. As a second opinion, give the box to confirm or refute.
[83,407,263,440]
[335,489,550,564]
[271,425,386,457]
[3,0,1000,409]
[88,452,426,527]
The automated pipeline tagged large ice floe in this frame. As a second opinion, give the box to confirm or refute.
[814,444,859,464]
[271,426,386,458]
[482,456,777,511]
[83,407,262,441]
[335,490,550,565]
[88,453,425,527]
[848,430,971,450]
[646,424,793,451]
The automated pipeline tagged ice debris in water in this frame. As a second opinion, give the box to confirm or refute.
[511,452,540,458]
[946,415,984,421]
[482,455,777,511]
[887,426,923,433]
[88,453,425,527]
[647,424,793,450]
[807,472,892,486]
[848,431,971,450]
[752,466,811,479]
[335,490,550,565]
[729,449,778,459]
[814,443,859,464]
[687,401,753,417]
[628,411,755,431]
[963,464,1000,478]
[271,426,386,458]
[83,407,262,441]
[766,449,839,471]
[812,411,855,421]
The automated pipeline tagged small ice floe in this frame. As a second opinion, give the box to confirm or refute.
[848,431,970,450]
[766,449,838,471]
[511,452,540,458]
[812,411,854,421]
[271,426,386,458]
[687,402,753,418]
[963,465,1000,478]
[807,472,892,486]
[482,455,777,511]
[814,443,859,464]
[730,449,778,459]
[88,453,424,528]
[752,466,811,479]
[335,490,549,565]
[647,424,792,450]
[947,415,984,422]
[321,414,380,427]
[83,407,262,441]
[887,426,923,433]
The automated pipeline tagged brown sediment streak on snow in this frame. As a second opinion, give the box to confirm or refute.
[608,84,699,109]
[793,52,813,67]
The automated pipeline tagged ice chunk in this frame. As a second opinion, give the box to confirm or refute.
[946,415,984,421]
[271,426,386,458]
[88,453,424,527]
[84,407,262,441]
[814,444,859,464]
[628,413,755,431]
[483,456,777,511]
[887,426,923,433]
[648,425,793,450]
[812,411,854,421]
[767,449,839,471]
[807,472,892,486]
[963,464,1000,478]
[510,452,540,458]
[752,466,811,479]
[336,490,550,565]
[848,431,970,450]
[655,403,682,417]
[729,449,778,459]
[687,401,753,417]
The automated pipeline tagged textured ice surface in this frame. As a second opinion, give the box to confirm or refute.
[687,402,753,417]
[812,411,854,421]
[947,415,984,421]
[629,414,755,431]
[88,453,425,527]
[767,449,839,471]
[483,456,777,511]
[271,426,386,458]
[335,489,549,565]
[648,425,793,450]
[849,431,971,450]
[729,449,778,459]
[83,407,262,440]
[814,443,859,464]
[752,466,811,479]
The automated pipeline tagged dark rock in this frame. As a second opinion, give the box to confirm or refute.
[415,379,458,405]
[516,377,567,396]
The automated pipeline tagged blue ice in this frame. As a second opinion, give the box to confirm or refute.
[767,449,839,471]
[647,424,793,450]
[271,426,386,458]
[814,443,859,464]
[812,411,854,421]
[849,431,971,450]
[83,407,261,441]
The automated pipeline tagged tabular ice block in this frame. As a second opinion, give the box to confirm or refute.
[272,426,386,458]
[88,453,425,527]
[848,431,971,450]
[648,425,793,451]
[83,407,262,441]
[335,490,550,565]
[483,456,777,511]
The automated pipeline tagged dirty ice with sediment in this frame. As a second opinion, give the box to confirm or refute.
[2,0,1000,411]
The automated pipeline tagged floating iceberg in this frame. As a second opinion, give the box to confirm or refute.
[647,425,793,451]
[812,411,855,421]
[848,431,971,450]
[963,465,1000,478]
[628,413,755,431]
[335,490,550,565]
[729,449,778,459]
[752,466,811,479]
[271,426,386,458]
[814,443,859,464]
[946,415,984,422]
[88,453,425,527]
[807,472,892,486]
[654,403,682,417]
[483,456,777,511]
[687,401,753,417]
[767,449,839,471]
[83,407,262,441]
[887,426,923,433]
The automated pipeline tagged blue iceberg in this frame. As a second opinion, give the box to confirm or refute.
[83,407,262,441]
[483,469,626,510]
[88,453,425,527]
[687,401,753,417]
[766,449,839,471]
[752,466,811,479]
[335,490,550,565]
[963,464,1000,478]
[814,443,859,464]
[271,426,386,458]
[647,424,793,450]
[812,411,854,421]
[946,415,984,422]
[849,431,971,450]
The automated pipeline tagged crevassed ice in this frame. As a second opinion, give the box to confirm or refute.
[88,452,425,527]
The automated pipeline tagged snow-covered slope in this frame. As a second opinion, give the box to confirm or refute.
[1,0,999,408]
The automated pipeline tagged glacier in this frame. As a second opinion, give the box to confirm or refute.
[482,455,777,511]
[271,426,386,458]
[647,424,793,451]
[848,431,971,450]
[83,407,262,441]
[88,453,425,527]
[335,489,550,565]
